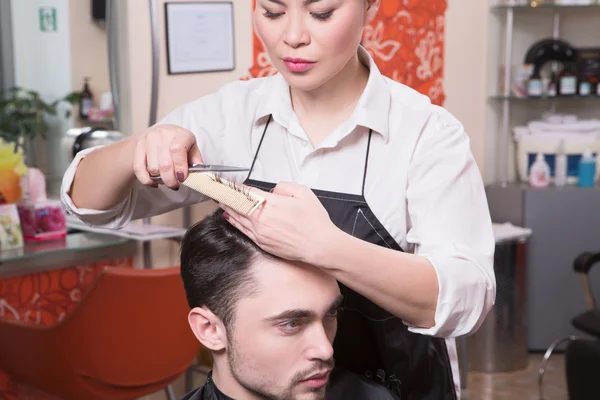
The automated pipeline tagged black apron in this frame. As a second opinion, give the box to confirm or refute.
[243,115,457,400]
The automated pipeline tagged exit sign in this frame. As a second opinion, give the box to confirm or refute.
[39,7,57,32]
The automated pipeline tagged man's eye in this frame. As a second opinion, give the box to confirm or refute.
[327,306,343,318]
[311,11,334,21]
[263,10,284,19]
[279,319,303,334]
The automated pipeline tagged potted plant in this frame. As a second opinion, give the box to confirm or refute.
[0,87,81,151]
[0,87,80,204]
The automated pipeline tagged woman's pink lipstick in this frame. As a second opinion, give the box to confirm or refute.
[283,57,316,73]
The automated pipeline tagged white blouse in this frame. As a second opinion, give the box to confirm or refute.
[61,47,495,395]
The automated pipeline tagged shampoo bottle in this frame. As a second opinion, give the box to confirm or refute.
[529,153,551,188]
[578,149,596,188]
[554,140,567,187]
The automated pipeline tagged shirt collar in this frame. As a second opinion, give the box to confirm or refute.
[256,46,391,142]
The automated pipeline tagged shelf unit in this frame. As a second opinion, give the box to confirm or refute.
[491,1,600,185]
[493,3,600,9]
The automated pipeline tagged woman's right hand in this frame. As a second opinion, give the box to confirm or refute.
[132,124,203,190]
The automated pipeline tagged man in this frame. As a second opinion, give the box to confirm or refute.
[179,210,398,400]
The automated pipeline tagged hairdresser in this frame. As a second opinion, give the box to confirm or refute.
[62,1,494,398]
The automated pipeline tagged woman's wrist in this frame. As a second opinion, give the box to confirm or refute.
[309,224,349,271]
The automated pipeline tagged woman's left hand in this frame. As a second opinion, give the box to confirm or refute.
[220,182,339,265]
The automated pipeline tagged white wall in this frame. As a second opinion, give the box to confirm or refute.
[444,0,490,179]
[117,0,254,268]
[69,0,110,106]
[9,0,74,192]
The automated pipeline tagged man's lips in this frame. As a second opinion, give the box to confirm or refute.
[299,370,331,388]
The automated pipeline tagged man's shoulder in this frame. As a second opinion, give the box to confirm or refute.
[327,369,400,400]
[180,386,203,400]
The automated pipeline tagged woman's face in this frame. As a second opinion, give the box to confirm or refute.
[254,0,378,92]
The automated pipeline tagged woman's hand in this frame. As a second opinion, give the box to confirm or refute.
[220,182,340,266]
[132,124,203,190]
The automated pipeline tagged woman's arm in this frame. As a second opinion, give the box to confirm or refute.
[61,87,232,229]
[68,125,202,211]
[318,230,439,329]
[316,109,495,336]
[223,107,495,337]
[69,136,138,211]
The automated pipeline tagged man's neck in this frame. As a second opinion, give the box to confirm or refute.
[210,364,259,400]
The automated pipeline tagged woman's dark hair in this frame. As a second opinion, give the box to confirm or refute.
[180,209,273,329]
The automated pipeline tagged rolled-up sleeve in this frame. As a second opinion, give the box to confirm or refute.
[404,107,496,338]
[60,90,230,229]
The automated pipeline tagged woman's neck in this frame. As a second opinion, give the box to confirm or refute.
[290,52,370,147]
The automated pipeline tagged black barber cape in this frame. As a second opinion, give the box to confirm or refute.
[182,369,399,400]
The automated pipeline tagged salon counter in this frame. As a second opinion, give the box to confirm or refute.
[0,232,137,278]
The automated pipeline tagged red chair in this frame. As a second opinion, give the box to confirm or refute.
[0,266,201,400]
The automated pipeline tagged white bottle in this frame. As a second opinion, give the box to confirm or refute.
[529,153,551,188]
[554,140,568,187]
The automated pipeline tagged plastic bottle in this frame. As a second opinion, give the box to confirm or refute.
[554,140,568,187]
[578,149,596,188]
[529,153,551,188]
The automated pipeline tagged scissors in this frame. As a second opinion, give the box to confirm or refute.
[150,164,249,184]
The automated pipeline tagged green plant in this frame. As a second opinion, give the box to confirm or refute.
[0,87,80,152]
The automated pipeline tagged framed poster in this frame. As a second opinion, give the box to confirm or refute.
[165,2,235,74]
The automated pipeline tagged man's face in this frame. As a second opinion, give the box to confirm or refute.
[228,257,342,400]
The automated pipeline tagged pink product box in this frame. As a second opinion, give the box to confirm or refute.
[17,200,67,242]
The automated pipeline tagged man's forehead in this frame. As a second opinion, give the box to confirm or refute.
[242,257,340,312]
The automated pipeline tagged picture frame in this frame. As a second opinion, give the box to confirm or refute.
[164,2,236,75]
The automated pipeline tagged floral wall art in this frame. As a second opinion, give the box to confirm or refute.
[245,0,448,106]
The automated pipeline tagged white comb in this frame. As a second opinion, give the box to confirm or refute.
[182,172,265,216]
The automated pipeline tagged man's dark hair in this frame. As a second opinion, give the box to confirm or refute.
[180,209,274,329]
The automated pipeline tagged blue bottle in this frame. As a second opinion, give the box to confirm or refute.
[578,149,596,188]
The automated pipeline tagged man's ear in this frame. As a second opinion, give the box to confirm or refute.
[188,307,228,351]
[364,0,380,25]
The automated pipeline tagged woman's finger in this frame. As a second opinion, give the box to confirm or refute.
[145,133,160,178]
[158,134,178,189]
[170,128,198,182]
[188,142,204,166]
[132,138,155,186]
[224,210,257,242]
[222,205,255,232]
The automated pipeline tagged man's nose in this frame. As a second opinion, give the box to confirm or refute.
[282,15,310,49]
[305,325,334,361]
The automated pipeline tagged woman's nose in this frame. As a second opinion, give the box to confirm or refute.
[282,15,310,49]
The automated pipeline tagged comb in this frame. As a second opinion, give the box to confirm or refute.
[182,172,265,216]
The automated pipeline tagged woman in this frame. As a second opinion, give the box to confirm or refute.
[63,0,495,398]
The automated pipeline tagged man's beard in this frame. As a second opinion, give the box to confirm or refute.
[227,338,334,400]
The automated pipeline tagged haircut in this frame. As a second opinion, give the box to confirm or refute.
[180,209,274,329]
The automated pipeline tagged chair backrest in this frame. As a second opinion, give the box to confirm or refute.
[0,266,201,400]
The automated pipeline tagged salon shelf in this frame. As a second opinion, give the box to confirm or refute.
[489,95,600,101]
[492,2,600,10]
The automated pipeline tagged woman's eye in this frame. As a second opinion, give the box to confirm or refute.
[263,10,284,19]
[311,10,334,21]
